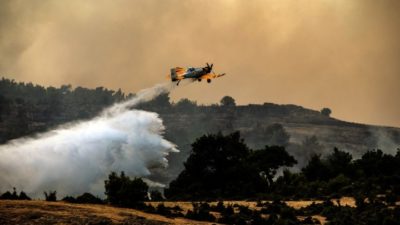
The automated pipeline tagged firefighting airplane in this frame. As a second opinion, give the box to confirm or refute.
[169,63,226,85]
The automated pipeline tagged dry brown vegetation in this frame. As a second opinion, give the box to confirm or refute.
[0,198,355,225]
[0,200,216,225]
[147,197,356,213]
[1,198,395,225]
[145,198,359,225]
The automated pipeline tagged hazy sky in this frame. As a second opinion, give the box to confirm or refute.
[0,0,399,127]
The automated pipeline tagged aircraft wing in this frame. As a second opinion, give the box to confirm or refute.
[200,73,226,79]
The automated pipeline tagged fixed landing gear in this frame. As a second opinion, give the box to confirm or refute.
[207,79,211,83]
[198,79,202,82]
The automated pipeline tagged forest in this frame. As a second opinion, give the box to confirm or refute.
[2,77,399,185]
[1,78,400,224]
[1,131,399,224]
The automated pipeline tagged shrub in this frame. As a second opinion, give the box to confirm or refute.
[62,196,77,203]
[44,191,57,201]
[210,200,225,212]
[0,187,26,200]
[76,193,103,204]
[150,190,164,201]
[218,205,267,225]
[385,192,398,206]
[104,171,148,207]
[0,191,13,200]
[155,203,169,216]
[18,191,31,200]
[185,202,216,222]
[321,108,332,117]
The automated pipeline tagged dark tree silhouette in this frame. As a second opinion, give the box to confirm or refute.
[44,191,57,201]
[248,146,297,187]
[104,171,148,207]
[150,190,164,201]
[174,98,197,111]
[166,132,296,199]
[220,96,236,107]
[327,148,353,178]
[321,107,332,117]
[302,154,330,181]
[75,193,103,204]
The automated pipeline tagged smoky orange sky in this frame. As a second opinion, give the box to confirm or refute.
[0,0,399,127]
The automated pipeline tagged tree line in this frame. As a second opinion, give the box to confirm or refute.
[1,131,399,224]
[165,132,400,202]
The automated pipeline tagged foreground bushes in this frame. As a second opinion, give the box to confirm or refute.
[104,171,148,207]
[62,193,103,204]
[44,191,57,201]
[0,188,31,200]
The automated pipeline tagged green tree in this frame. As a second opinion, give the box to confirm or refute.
[104,171,148,207]
[75,193,103,204]
[327,148,353,178]
[220,96,236,107]
[166,132,296,199]
[248,146,297,187]
[44,191,57,201]
[321,107,332,117]
[166,132,261,199]
[174,98,197,111]
[302,154,330,181]
[150,190,164,201]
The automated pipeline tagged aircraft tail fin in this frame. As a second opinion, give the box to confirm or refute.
[170,68,178,81]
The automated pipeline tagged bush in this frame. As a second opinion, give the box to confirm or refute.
[218,204,267,225]
[76,193,103,204]
[321,108,332,117]
[150,190,164,201]
[385,192,398,206]
[146,203,183,218]
[0,191,14,200]
[62,196,77,203]
[210,200,225,212]
[185,202,216,222]
[44,191,57,201]
[104,171,148,207]
[156,203,169,216]
[18,191,31,200]
[0,188,31,200]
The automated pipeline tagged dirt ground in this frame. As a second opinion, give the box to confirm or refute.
[0,200,217,225]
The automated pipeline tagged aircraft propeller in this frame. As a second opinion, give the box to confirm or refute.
[204,63,213,73]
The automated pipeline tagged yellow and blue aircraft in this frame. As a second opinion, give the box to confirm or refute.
[169,63,226,85]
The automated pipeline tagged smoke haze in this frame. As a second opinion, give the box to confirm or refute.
[0,0,399,127]
[0,82,178,197]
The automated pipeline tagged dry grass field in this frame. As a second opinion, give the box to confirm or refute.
[0,200,217,225]
[0,198,360,225]
[147,197,356,212]
[145,197,358,225]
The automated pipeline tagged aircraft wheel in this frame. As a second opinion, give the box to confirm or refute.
[198,79,201,82]
[207,79,211,83]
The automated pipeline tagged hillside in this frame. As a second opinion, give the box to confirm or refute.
[0,199,357,225]
[150,100,400,182]
[0,200,214,225]
[1,78,400,183]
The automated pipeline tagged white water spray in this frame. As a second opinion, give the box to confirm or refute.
[0,82,179,198]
